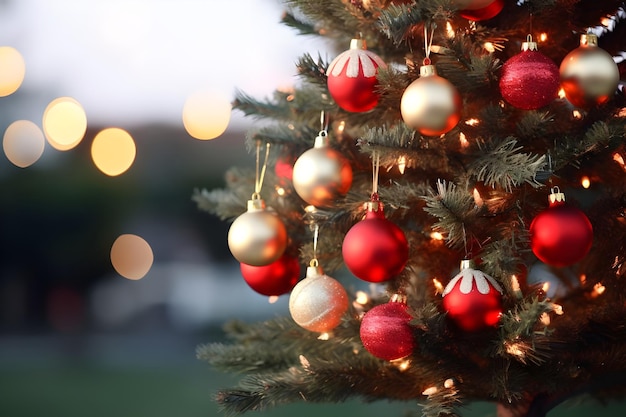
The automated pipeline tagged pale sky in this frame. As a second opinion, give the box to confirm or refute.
[0,0,328,126]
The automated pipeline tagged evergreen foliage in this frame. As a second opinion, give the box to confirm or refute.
[194,1,626,416]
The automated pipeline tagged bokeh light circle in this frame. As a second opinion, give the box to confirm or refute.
[91,127,136,176]
[182,90,231,140]
[3,120,46,168]
[42,97,88,150]
[110,234,154,280]
[0,46,26,97]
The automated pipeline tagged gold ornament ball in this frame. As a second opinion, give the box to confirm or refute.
[227,201,287,267]
[559,35,620,108]
[292,146,352,207]
[289,266,349,333]
[400,66,462,136]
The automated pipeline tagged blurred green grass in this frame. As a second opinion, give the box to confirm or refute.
[1,361,626,417]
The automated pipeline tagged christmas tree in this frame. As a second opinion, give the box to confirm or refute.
[193,1,626,416]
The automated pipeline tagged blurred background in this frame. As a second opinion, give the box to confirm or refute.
[1,1,625,416]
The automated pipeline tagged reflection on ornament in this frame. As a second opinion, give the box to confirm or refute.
[499,37,560,110]
[342,200,408,283]
[559,33,620,108]
[529,190,593,267]
[327,38,386,112]
[401,64,462,136]
[289,263,349,332]
[292,131,353,207]
[228,197,287,266]
[360,296,415,361]
[442,260,503,332]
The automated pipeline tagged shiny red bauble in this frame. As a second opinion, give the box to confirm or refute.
[499,44,560,110]
[457,0,504,21]
[529,194,593,267]
[327,38,386,113]
[240,254,301,296]
[442,261,503,332]
[342,202,409,283]
[360,299,415,361]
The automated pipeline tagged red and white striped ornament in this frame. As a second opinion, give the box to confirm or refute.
[327,38,386,113]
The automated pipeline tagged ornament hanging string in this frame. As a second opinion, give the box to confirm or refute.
[253,140,271,200]
[320,110,329,133]
[423,23,436,65]
[371,150,380,199]
[310,223,320,268]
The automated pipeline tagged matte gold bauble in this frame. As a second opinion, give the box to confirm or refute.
[559,33,620,108]
[227,198,287,266]
[289,264,349,333]
[400,65,462,136]
[292,131,353,207]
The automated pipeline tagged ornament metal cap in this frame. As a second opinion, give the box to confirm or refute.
[459,259,475,270]
[247,196,266,211]
[420,64,437,77]
[350,38,366,50]
[580,33,599,47]
[306,262,324,279]
[521,34,538,52]
[313,130,330,148]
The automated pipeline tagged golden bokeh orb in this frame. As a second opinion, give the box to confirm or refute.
[110,234,154,280]
[91,127,136,176]
[3,120,46,168]
[0,46,26,97]
[42,97,88,151]
[182,90,231,140]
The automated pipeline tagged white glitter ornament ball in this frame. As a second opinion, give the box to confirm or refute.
[289,264,349,333]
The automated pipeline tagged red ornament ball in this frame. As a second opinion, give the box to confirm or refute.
[442,262,503,332]
[360,300,415,361]
[240,254,300,296]
[327,39,386,113]
[530,198,593,267]
[499,48,560,110]
[342,203,408,283]
[456,0,504,21]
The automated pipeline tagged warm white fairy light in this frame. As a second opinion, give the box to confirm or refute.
[613,152,626,170]
[580,274,587,285]
[422,386,438,396]
[558,88,566,99]
[318,332,331,340]
[268,295,279,304]
[542,282,550,294]
[540,312,551,326]
[581,176,591,188]
[572,110,583,119]
[275,186,286,196]
[459,132,470,148]
[591,282,606,298]
[391,358,411,371]
[552,304,564,315]
[483,42,496,53]
[337,120,346,134]
[444,378,455,389]
[396,155,407,174]
[465,118,480,126]
[355,291,369,305]
[430,231,444,241]
[446,21,455,38]
[473,188,484,207]
[432,278,445,295]
[538,33,548,42]
[505,342,525,357]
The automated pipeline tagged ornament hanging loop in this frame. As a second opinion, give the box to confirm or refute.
[423,22,436,65]
[371,150,380,198]
[254,140,271,198]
